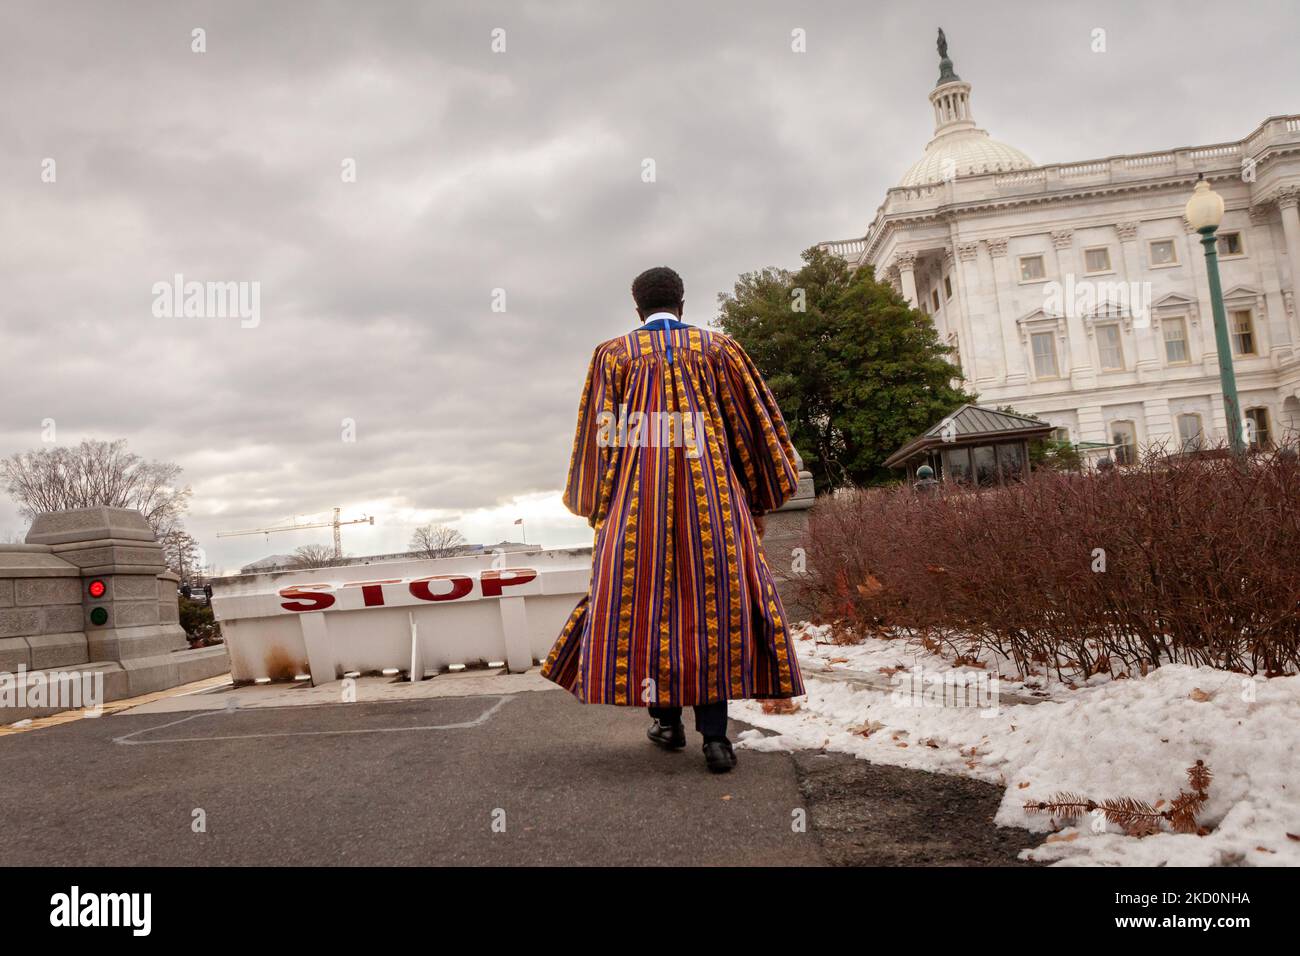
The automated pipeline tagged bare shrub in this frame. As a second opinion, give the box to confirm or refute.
[799,445,1300,677]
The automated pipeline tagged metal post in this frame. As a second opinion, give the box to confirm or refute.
[1198,227,1246,456]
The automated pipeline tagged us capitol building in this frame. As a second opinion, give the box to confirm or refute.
[822,31,1300,459]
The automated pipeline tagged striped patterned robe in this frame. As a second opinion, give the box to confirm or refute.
[541,321,805,706]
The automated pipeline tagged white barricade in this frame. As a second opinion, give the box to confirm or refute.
[209,548,592,684]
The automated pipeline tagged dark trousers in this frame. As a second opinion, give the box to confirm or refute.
[649,701,729,738]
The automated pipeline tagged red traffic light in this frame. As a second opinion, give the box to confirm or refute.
[88,579,107,599]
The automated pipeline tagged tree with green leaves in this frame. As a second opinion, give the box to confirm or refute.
[716,246,974,491]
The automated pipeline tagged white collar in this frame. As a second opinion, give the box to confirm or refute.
[643,311,679,325]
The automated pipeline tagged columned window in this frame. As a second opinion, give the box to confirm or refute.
[1162,317,1190,364]
[1231,310,1256,356]
[1096,323,1124,370]
[1031,331,1059,378]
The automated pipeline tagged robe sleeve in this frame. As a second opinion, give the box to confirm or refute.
[562,343,622,526]
[716,336,800,514]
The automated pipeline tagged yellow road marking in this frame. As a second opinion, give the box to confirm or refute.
[0,673,232,738]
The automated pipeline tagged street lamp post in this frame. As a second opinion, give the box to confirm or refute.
[1185,175,1246,456]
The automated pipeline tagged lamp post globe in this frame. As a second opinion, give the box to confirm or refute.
[1184,177,1225,233]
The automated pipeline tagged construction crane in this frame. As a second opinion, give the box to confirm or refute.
[217,507,374,559]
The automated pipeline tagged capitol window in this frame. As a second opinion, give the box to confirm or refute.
[1148,238,1178,267]
[1019,254,1046,282]
[1083,247,1112,274]
[1216,231,1245,258]
[944,275,953,299]
[1162,317,1190,364]
[1245,407,1272,449]
[1176,413,1204,452]
[1231,310,1256,355]
[1031,331,1059,378]
[1111,421,1138,465]
[1096,323,1124,370]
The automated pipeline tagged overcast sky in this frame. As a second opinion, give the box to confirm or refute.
[2,0,1297,572]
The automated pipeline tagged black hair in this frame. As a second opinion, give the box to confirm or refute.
[630,266,684,313]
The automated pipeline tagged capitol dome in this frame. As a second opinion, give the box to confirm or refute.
[898,29,1035,187]
[900,130,1035,186]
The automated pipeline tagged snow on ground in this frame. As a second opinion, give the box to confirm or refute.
[732,623,1300,866]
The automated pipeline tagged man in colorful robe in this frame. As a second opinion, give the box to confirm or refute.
[541,266,804,773]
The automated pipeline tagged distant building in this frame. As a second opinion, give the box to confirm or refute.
[238,540,541,575]
[822,31,1300,460]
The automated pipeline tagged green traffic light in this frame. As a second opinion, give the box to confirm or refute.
[90,607,108,626]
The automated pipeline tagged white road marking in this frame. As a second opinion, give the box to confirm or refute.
[112,694,512,746]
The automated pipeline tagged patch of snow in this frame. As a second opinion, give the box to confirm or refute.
[735,623,1299,866]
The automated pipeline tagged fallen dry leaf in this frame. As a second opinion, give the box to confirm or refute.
[856,575,884,597]
[1045,832,1079,844]
[1018,782,1030,790]
[1189,687,1214,702]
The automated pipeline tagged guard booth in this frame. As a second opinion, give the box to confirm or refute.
[209,548,592,685]
[884,404,1054,486]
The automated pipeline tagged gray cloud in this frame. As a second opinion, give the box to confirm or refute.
[2,0,1297,566]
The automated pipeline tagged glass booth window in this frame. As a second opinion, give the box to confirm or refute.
[973,445,998,486]
[997,443,1025,482]
[942,447,972,484]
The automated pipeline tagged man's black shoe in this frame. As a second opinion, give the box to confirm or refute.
[703,738,737,773]
[647,720,686,749]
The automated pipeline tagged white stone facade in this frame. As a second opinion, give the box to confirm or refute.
[823,50,1300,457]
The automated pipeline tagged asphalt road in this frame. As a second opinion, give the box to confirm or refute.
[0,688,1038,866]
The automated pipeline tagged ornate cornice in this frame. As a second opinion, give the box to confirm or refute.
[985,237,1008,257]
[956,241,980,261]
[861,160,1300,264]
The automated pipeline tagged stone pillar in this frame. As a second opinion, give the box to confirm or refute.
[895,251,919,308]
[1051,229,1095,386]
[763,452,817,623]
[953,241,994,385]
[1117,221,1159,380]
[1142,397,1173,449]
[25,507,190,694]
[987,237,1027,386]
[1278,188,1300,308]
[1249,204,1296,359]
[1076,404,1108,445]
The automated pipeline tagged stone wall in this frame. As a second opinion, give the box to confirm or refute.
[0,506,230,722]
